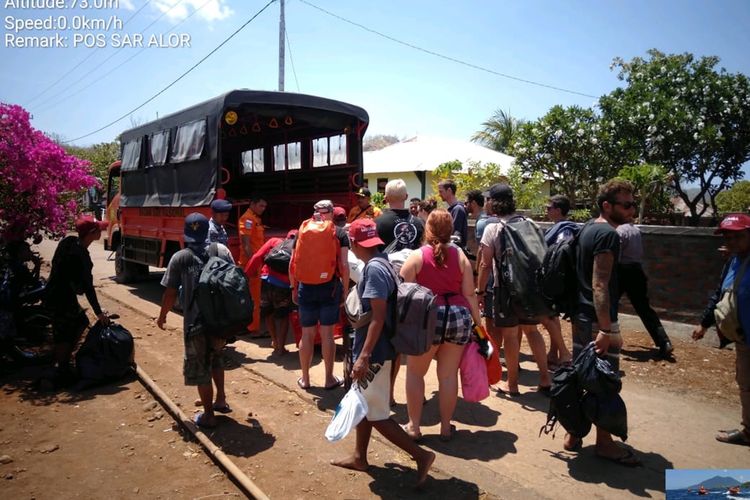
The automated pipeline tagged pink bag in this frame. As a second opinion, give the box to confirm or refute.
[459,340,490,402]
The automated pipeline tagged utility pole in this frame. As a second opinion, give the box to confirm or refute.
[278,0,285,92]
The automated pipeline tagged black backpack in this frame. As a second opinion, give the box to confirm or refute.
[539,364,591,439]
[497,215,551,319]
[76,321,135,388]
[264,234,296,274]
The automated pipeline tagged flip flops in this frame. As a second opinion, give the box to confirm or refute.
[297,378,310,390]
[596,449,642,467]
[213,403,232,414]
[324,376,344,390]
[716,429,750,446]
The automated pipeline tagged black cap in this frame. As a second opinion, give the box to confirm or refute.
[210,199,232,213]
[485,183,513,201]
[184,213,209,243]
[356,187,372,197]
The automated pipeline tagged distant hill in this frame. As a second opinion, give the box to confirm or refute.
[687,475,741,489]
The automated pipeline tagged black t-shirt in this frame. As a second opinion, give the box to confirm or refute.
[575,221,620,322]
[375,209,424,251]
[45,235,101,314]
[448,202,468,248]
[335,225,351,248]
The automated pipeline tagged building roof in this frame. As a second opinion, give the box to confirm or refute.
[363,135,515,174]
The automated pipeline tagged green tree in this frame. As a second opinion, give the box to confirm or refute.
[509,105,621,207]
[471,108,526,153]
[716,180,750,213]
[454,161,505,194]
[617,163,673,223]
[430,160,463,200]
[62,141,119,184]
[599,50,750,224]
[505,164,546,211]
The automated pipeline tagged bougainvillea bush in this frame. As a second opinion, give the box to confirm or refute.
[0,103,97,242]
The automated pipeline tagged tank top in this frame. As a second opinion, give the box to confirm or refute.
[416,245,470,308]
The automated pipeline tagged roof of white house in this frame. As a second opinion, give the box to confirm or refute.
[363,135,515,174]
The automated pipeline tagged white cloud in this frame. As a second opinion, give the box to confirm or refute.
[153,0,234,23]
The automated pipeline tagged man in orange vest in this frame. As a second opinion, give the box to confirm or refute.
[239,194,267,335]
[347,188,381,223]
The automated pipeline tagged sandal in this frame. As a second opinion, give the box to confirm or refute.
[401,424,423,443]
[596,449,642,467]
[297,378,310,390]
[715,429,750,446]
[439,424,457,443]
[324,376,344,390]
[213,402,232,414]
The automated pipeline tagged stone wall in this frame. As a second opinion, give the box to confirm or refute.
[469,220,726,324]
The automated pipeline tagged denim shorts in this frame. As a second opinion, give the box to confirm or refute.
[297,279,342,327]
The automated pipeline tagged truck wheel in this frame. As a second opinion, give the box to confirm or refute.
[115,244,149,283]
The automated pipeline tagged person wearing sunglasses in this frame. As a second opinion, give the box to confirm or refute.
[564,179,641,467]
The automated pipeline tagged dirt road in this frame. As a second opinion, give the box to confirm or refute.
[1,239,747,499]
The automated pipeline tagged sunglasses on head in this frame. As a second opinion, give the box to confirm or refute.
[317,209,331,214]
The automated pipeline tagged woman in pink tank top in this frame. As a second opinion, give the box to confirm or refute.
[399,209,482,441]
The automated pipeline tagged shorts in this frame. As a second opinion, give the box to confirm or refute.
[492,287,540,328]
[260,280,292,318]
[356,360,392,422]
[297,279,342,327]
[434,305,472,345]
[572,315,621,373]
[52,308,89,344]
[183,325,226,386]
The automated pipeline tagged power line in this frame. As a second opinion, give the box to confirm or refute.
[285,28,300,92]
[34,0,188,111]
[23,0,152,107]
[297,0,597,99]
[64,0,278,144]
[42,0,211,113]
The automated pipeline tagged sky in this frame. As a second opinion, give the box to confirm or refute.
[666,469,749,490]
[1,0,749,178]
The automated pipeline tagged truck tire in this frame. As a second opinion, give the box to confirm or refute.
[115,243,148,283]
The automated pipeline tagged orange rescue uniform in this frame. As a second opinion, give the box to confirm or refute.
[239,208,264,331]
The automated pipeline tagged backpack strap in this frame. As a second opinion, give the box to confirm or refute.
[208,242,219,258]
[370,256,399,337]
[731,256,750,294]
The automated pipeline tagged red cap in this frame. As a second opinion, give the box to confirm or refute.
[715,213,750,234]
[75,215,108,238]
[348,219,384,248]
[333,206,347,219]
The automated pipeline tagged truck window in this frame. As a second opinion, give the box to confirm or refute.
[148,130,169,167]
[121,138,141,171]
[171,119,206,163]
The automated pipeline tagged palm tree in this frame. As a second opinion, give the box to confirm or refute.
[471,108,526,153]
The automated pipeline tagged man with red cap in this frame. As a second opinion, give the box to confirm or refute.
[331,218,434,487]
[43,215,111,388]
[693,212,750,447]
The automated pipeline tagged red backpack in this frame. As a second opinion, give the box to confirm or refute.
[291,219,340,285]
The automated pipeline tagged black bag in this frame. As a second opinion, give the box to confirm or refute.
[537,225,583,318]
[498,216,551,319]
[264,234,296,274]
[76,321,135,387]
[539,364,592,439]
[582,392,628,441]
[575,343,622,395]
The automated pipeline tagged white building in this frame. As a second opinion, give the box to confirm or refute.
[363,135,515,200]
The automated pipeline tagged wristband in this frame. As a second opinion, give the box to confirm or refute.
[598,329,616,337]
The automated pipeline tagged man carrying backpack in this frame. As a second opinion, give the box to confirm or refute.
[290,200,351,390]
[564,179,641,466]
[157,213,235,429]
[245,229,298,356]
[331,218,435,487]
[476,184,551,395]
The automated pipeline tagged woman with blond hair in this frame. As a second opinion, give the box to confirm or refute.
[400,209,482,441]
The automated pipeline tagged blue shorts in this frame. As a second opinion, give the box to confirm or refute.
[297,279,342,327]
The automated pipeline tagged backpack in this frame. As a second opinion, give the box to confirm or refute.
[496,216,551,319]
[264,234,296,274]
[292,219,340,285]
[714,256,749,343]
[194,244,254,338]
[537,225,584,318]
[76,321,135,388]
[539,363,591,440]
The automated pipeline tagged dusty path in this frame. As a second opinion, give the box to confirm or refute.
[2,239,748,499]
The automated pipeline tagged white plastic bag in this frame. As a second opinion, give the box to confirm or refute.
[325,385,369,442]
